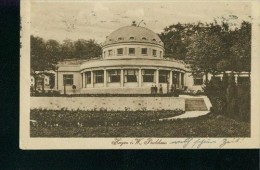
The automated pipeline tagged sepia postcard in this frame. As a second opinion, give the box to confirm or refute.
[20,0,260,149]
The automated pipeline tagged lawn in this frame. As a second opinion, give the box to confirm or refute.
[30,109,250,137]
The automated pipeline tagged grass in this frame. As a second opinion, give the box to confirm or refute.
[30,110,250,137]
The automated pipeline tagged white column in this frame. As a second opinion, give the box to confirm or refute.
[91,71,94,88]
[104,69,107,87]
[234,75,238,84]
[179,72,182,89]
[169,70,173,87]
[55,71,58,90]
[82,72,85,88]
[182,73,185,87]
[120,69,124,87]
[138,68,142,87]
[203,74,206,84]
[156,69,159,87]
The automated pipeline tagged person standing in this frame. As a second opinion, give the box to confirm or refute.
[159,84,163,94]
[154,85,158,94]
[171,84,174,94]
[151,85,154,94]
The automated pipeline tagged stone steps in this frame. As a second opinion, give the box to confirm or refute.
[185,98,208,111]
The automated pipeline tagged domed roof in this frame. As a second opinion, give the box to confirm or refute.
[103,23,164,47]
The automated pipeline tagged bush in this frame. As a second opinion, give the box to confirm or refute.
[205,73,250,122]
[173,89,180,97]
[237,84,250,121]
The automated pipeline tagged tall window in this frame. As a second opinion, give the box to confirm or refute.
[117,48,123,55]
[108,70,120,82]
[85,72,91,84]
[143,69,155,82]
[63,74,73,85]
[108,50,113,56]
[125,69,138,82]
[94,70,104,83]
[172,72,178,84]
[129,48,135,55]
[141,48,147,55]
[160,51,162,58]
[193,75,203,85]
[153,49,157,57]
[159,70,169,83]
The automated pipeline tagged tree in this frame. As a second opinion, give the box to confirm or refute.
[61,39,75,59]
[31,35,46,91]
[45,39,61,69]
[73,39,102,59]
[186,20,251,76]
[159,22,204,60]
[229,21,251,72]
[31,35,46,71]
[216,59,231,72]
[186,26,227,81]
[31,36,61,71]
[31,35,61,92]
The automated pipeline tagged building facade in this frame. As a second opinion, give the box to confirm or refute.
[55,22,249,94]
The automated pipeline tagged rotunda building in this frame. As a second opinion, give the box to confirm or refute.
[56,22,190,94]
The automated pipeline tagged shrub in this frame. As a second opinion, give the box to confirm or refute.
[205,72,250,122]
[173,89,180,97]
[237,84,250,121]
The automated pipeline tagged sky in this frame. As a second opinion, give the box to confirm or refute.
[30,1,252,43]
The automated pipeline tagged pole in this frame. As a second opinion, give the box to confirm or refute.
[63,78,66,95]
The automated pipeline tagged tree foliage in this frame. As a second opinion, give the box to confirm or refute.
[72,39,102,59]
[31,35,102,91]
[31,36,102,72]
[159,19,251,73]
[159,22,204,60]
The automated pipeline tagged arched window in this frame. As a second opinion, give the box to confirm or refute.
[129,37,135,40]
[152,38,156,42]
[142,37,147,40]
[118,37,123,40]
